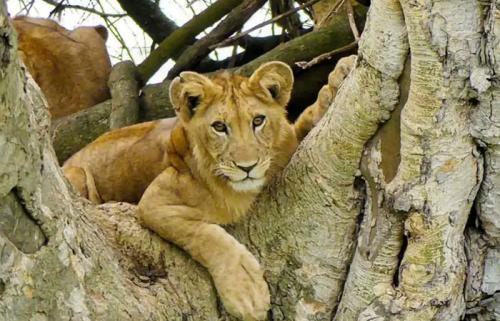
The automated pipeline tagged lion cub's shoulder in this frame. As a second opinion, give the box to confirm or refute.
[12,16,112,118]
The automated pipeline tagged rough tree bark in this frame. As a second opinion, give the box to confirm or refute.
[1,1,500,321]
[107,61,140,129]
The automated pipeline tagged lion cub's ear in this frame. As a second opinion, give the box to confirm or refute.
[94,25,108,41]
[169,72,214,122]
[249,61,294,107]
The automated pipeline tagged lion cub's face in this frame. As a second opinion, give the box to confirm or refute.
[170,62,294,193]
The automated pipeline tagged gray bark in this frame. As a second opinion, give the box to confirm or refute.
[108,61,140,129]
[1,0,500,321]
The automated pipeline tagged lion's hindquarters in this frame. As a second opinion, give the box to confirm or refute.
[62,119,175,203]
[63,166,102,204]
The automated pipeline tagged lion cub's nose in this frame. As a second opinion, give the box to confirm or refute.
[235,161,258,173]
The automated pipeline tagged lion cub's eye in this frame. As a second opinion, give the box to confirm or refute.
[252,115,266,128]
[211,121,227,133]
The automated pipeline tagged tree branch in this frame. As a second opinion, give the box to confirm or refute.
[346,0,360,40]
[42,0,126,18]
[295,40,358,69]
[211,0,324,50]
[136,0,242,83]
[115,0,178,43]
[237,3,366,75]
[166,0,267,79]
[269,0,305,38]
[108,61,140,129]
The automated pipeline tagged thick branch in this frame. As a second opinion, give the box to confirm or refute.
[471,0,500,247]
[115,0,178,43]
[108,61,140,129]
[358,0,483,320]
[333,1,410,318]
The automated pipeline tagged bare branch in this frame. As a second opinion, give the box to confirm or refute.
[17,0,36,15]
[345,0,360,40]
[295,41,358,69]
[42,0,126,18]
[210,0,324,50]
[269,0,304,38]
[94,1,135,61]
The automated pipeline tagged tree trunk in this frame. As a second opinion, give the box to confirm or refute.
[1,1,499,321]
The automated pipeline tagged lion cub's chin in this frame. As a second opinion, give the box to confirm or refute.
[229,178,266,193]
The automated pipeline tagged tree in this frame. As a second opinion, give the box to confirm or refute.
[1,0,499,320]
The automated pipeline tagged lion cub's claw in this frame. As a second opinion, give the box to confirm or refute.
[212,250,270,321]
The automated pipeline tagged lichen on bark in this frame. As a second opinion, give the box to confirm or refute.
[2,0,500,320]
[356,1,484,320]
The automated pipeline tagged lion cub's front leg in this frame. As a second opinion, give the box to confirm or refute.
[294,55,356,141]
[138,169,270,321]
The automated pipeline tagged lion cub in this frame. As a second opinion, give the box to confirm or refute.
[138,58,355,320]
[63,57,355,320]
[13,16,112,118]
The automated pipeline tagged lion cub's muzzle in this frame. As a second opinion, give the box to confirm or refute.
[218,159,271,192]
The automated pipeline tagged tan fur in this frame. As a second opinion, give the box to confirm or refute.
[294,55,357,140]
[12,16,112,118]
[62,58,356,320]
[63,118,177,203]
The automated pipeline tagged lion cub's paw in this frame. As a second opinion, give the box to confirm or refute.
[212,248,270,321]
[311,86,334,125]
[311,55,357,124]
[327,55,356,96]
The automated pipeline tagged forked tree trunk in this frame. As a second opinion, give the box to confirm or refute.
[1,1,499,321]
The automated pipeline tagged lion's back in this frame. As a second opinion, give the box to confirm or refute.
[13,16,112,118]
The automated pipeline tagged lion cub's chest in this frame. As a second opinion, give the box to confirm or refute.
[204,191,257,225]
